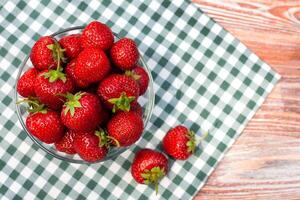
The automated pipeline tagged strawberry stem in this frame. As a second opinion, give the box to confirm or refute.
[186,130,196,154]
[63,92,83,116]
[125,70,141,80]
[141,166,165,195]
[108,92,135,113]
[16,97,47,114]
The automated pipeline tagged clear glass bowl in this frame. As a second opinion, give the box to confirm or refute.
[15,26,154,164]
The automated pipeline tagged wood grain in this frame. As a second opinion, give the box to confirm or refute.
[192,0,300,199]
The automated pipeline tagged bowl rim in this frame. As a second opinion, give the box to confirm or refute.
[14,26,155,164]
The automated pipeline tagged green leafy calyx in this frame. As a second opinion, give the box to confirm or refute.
[47,42,66,63]
[141,167,165,194]
[125,70,141,81]
[186,130,196,154]
[16,97,47,114]
[108,92,135,113]
[95,129,120,148]
[63,92,83,116]
[41,68,66,83]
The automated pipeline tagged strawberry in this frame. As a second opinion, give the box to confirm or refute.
[107,111,143,147]
[17,68,38,97]
[126,66,149,95]
[97,74,139,112]
[131,149,168,193]
[65,59,89,88]
[25,100,64,144]
[34,69,75,110]
[61,92,102,132]
[73,130,108,162]
[81,21,114,50]
[30,36,65,70]
[110,38,139,70]
[74,47,111,85]
[162,125,196,160]
[54,130,77,154]
[99,108,110,126]
[58,34,82,60]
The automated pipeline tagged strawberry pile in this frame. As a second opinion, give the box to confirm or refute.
[17,21,149,162]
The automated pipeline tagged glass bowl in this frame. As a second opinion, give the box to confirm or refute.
[15,26,154,164]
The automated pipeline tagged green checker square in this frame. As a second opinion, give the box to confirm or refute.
[227,45,235,53]
[115,7,125,16]
[197,86,207,95]
[237,114,246,123]
[37,190,47,199]
[0,160,5,170]
[6,13,16,22]
[91,11,100,19]
[122,160,131,170]
[188,99,197,109]
[4,120,14,130]
[20,155,30,165]
[183,161,193,171]
[153,118,164,128]
[207,157,217,167]
[208,71,217,81]
[243,77,251,86]
[227,128,236,138]
[230,67,239,76]
[34,165,44,175]
[161,0,171,8]
[140,194,148,200]
[178,31,187,40]
[159,57,168,66]
[19,24,29,32]
[54,6,64,15]
[161,81,171,91]
[218,58,226,67]
[13,195,22,200]
[78,1,88,11]
[239,54,247,64]
[138,3,147,11]
[30,10,39,19]
[204,49,213,58]
[252,63,260,72]
[220,80,230,90]
[67,15,77,24]
[73,171,83,180]
[8,34,18,44]
[102,0,110,6]
[188,17,197,26]
[48,176,58,185]
[100,189,110,199]
[59,161,69,170]
[142,25,151,36]
[223,105,233,114]
[256,87,264,96]
[23,180,33,190]
[165,104,174,113]
[169,43,178,52]
[265,72,274,82]
[183,53,192,62]
[190,123,200,132]
[152,13,160,21]
[162,189,173,199]
[62,185,72,195]
[210,95,220,105]
[191,40,200,49]
[217,142,227,152]
[196,170,206,181]
[21,45,31,54]
[10,170,20,180]
[43,19,52,29]
[178,113,187,122]
[128,16,138,25]
[173,176,183,185]
[247,100,256,109]
[213,36,222,45]
[233,91,242,100]
[200,109,209,119]
[0,25,3,33]
[175,90,184,99]
[200,26,210,36]
[172,67,180,76]
[3,94,12,105]
[12,58,21,68]
[1,71,10,81]
[17,0,26,9]
[77,194,85,199]
[124,184,134,194]
[175,8,184,17]
[165,21,174,31]
[214,119,223,128]
[0,48,8,57]
[156,35,164,43]
[0,185,9,195]
[186,185,197,196]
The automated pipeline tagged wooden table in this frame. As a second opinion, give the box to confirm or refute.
[193,0,300,199]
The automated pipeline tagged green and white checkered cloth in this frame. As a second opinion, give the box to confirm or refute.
[0,0,280,199]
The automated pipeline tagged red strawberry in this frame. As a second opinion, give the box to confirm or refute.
[65,59,89,88]
[126,66,149,95]
[34,70,75,110]
[61,92,102,132]
[81,21,114,50]
[26,108,64,144]
[74,47,111,85]
[110,38,139,70]
[30,36,65,70]
[55,130,77,154]
[130,102,143,116]
[107,111,143,147]
[17,68,38,97]
[97,74,139,112]
[162,125,196,160]
[73,130,108,162]
[131,149,168,193]
[59,34,82,59]
[99,108,110,126]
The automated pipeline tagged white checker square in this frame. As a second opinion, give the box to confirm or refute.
[186,87,196,97]
[244,87,255,99]
[152,23,163,34]
[171,162,182,174]
[201,37,212,49]
[22,166,33,179]
[186,4,197,16]
[24,192,35,200]
[224,115,235,127]
[143,35,154,47]
[189,110,198,121]
[162,9,173,21]
[219,67,229,78]
[174,186,185,198]
[231,78,242,90]
[184,172,195,184]
[179,40,190,52]
[28,0,39,9]
[4,1,15,12]
[139,13,150,24]
[204,143,215,155]
[160,68,170,79]
[10,181,21,193]
[211,24,222,35]
[99,176,109,188]
[189,27,199,39]
[49,186,60,199]
[176,18,186,30]
[215,46,225,57]
[31,20,42,32]
[195,72,206,85]
[149,1,160,11]
[166,115,177,126]
[116,17,127,29]
[206,59,216,70]
[198,96,209,108]
[156,44,167,55]
[87,191,98,200]
[4,107,14,119]
[19,33,31,44]
[176,101,186,112]
[207,82,218,94]
[170,53,180,65]
[199,13,209,25]
[73,181,85,193]
[7,23,17,33]
[111,186,123,198]
[35,176,46,188]
[102,8,114,20]
[211,106,222,117]
[241,65,251,76]
[166,31,177,43]
[220,92,232,104]
[47,162,58,173]
[5,132,16,145]
[249,53,259,63]
[236,43,246,53]
[130,26,140,37]
[60,171,72,183]
[41,7,52,19]
[223,33,235,44]
[89,1,101,10]
[173,77,183,89]
[228,55,238,66]
[110,161,121,172]
[182,63,193,75]
[55,16,65,27]
[253,74,264,85]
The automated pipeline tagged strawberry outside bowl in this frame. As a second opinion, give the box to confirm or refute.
[15,26,154,164]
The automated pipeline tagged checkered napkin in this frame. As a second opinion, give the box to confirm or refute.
[0,0,280,199]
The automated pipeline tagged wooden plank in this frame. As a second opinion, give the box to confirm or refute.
[192,0,300,199]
